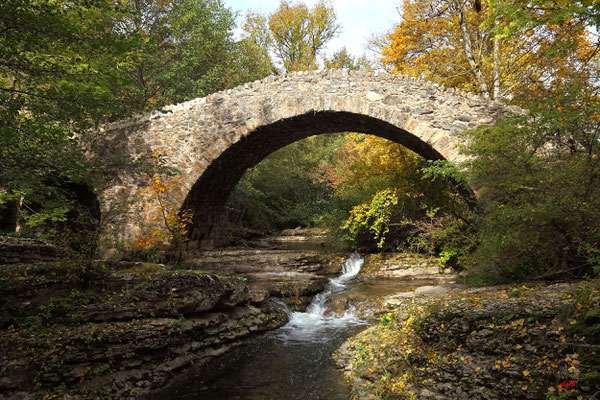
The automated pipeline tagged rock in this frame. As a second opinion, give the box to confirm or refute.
[184,249,342,277]
[366,91,384,102]
[99,247,124,262]
[183,249,344,311]
[0,236,60,264]
[0,265,288,399]
[248,287,269,303]
[324,297,349,317]
[336,281,600,400]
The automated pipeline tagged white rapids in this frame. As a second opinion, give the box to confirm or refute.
[275,253,367,344]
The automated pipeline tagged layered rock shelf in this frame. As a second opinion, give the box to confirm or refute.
[334,280,600,400]
[0,236,60,264]
[0,263,288,399]
[183,248,344,310]
[0,246,346,398]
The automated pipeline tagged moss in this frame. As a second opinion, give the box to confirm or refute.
[338,279,600,400]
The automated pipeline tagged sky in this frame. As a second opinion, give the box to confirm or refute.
[221,0,401,59]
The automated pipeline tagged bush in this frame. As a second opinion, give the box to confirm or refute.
[462,84,600,282]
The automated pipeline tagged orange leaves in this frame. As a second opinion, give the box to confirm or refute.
[382,0,595,104]
[140,175,183,200]
[130,154,192,249]
[131,235,158,249]
[382,0,482,93]
[565,353,580,375]
[494,356,514,369]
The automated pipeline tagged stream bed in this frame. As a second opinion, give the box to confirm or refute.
[168,251,448,400]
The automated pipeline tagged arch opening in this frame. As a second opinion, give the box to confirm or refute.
[180,111,461,250]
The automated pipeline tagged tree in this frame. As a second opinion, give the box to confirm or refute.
[317,134,466,251]
[461,84,600,281]
[226,37,278,85]
[489,0,600,41]
[382,0,594,104]
[115,0,250,110]
[241,0,340,72]
[324,47,373,70]
[0,0,138,232]
[227,133,344,233]
[132,175,192,253]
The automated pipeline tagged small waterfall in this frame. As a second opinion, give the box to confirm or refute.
[276,253,366,344]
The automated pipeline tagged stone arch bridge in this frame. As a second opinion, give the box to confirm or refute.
[92,69,518,253]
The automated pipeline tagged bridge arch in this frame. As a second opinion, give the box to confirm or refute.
[183,110,450,248]
[94,69,517,252]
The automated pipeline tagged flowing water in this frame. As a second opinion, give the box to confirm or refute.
[169,252,446,399]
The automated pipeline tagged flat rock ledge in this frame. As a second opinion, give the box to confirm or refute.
[183,248,344,310]
[0,264,288,399]
[0,236,60,264]
[334,280,600,400]
[362,252,456,279]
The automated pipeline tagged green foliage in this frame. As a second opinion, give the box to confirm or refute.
[227,133,343,232]
[437,250,458,268]
[1,0,274,260]
[343,189,399,249]
[227,37,279,84]
[316,134,470,252]
[0,0,138,232]
[461,83,600,282]
[488,0,600,40]
[324,47,373,70]
[119,0,257,108]
[227,131,466,253]
[420,160,467,186]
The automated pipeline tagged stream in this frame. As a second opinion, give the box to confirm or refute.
[168,248,448,400]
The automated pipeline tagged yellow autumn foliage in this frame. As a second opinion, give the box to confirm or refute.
[382,0,594,105]
[130,153,192,249]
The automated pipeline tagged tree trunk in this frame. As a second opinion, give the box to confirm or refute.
[456,0,490,98]
[493,19,500,99]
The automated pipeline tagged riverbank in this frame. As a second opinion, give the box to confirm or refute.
[0,261,289,399]
[155,251,459,399]
[0,236,349,399]
[3,235,598,399]
[335,279,600,399]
